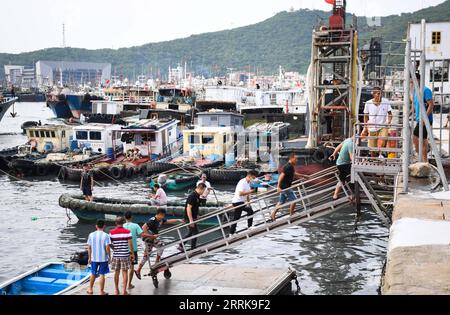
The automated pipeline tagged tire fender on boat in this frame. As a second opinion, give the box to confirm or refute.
[58,166,68,181]
[109,166,123,180]
[312,147,330,164]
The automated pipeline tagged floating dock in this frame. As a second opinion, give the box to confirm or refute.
[382,181,450,295]
[67,264,297,295]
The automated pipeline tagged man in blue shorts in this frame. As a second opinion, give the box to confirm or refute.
[271,153,305,221]
[86,220,111,295]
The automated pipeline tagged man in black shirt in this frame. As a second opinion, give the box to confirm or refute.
[178,183,207,251]
[271,153,306,221]
[134,209,181,280]
[80,165,94,202]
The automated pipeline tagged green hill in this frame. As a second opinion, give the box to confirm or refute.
[1,1,449,79]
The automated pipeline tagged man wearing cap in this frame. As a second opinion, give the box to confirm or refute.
[362,87,393,158]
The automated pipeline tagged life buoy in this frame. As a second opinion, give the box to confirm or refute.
[109,166,123,179]
[312,147,329,164]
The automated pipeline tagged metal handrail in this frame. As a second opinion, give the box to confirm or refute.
[144,167,351,272]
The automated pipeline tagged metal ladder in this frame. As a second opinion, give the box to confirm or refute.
[146,167,352,278]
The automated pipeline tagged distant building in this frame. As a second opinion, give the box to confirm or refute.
[4,65,36,87]
[35,61,111,87]
[409,22,450,104]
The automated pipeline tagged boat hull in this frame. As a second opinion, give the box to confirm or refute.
[47,99,73,119]
[66,94,103,119]
[59,194,224,225]
[0,97,18,123]
[0,263,91,295]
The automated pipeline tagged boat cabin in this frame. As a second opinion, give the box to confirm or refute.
[25,124,74,153]
[91,100,124,115]
[197,110,244,131]
[117,119,180,160]
[245,122,290,160]
[73,124,123,154]
[183,126,235,160]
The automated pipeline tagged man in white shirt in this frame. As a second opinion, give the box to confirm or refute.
[149,184,168,206]
[196,173,212,206]
[362,87,393,158]
[229,170,258,235]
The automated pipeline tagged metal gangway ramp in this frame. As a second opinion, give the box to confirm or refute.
[146,167,352,285]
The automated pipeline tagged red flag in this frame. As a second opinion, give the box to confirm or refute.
[325,0,335,4]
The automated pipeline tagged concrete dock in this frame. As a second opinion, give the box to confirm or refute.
[67,264,296,295]
[382,184,450,295]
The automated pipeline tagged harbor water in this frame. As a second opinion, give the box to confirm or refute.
[0,102,389,295]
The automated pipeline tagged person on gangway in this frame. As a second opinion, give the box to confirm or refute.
[229,170,259,236]
[177,183,207,252]
[271,153,307,221]
[329,137,354,201]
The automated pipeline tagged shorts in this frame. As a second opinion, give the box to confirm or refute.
[82,187,92,197]
[131,251,138,265]
[91,261,109,276]
[279,189,296,205]
[110,257,131,271]
[337,164,351,183]
[414,123,431,139]
[368,128,388,148]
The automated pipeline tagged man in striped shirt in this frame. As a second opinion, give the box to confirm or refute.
[87,220,111,295]
[110,217,134,295]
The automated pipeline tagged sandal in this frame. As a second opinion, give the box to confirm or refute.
[134,270,141,280]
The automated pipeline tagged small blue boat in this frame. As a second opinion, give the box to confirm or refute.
[0,262,91,295]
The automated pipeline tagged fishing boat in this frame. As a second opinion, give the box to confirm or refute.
[0,96,18,123]
[66,91,103,119]
[150,167,202,192]
[0,146,19,171]
[0,262,91,295]
[46,88,73,119]
[59,194,225,225]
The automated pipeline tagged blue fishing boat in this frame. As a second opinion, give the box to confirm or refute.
[0,262,91,295]
[46,95,73,119]
[66,93,103,119]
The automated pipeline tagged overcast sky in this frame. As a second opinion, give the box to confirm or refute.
[0,0,445,54]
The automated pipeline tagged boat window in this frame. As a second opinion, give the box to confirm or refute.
[40,131,46,138]
[90,131,102,141]
[62,131,66,138]
[143,134,156,142]
[189,135,201,144]
[76,131,88,140]
[432,31,442,45]
[210,116,218,122]
[45,131,51,138]
[430,60,449,82]
[202,135,214,144]
[28,130,34,137]
[51,131,56,138]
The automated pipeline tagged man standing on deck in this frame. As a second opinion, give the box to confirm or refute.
[80,164,94,202]
[412,73,434,163]
[177,183,207,252]
[197,173,212,206]
[110,217,134,295]
[362,87,393,158]
[123,212,143,291]
[229,170,259,235]
[271,153,306,221]
[329,137,354,201]
[86,220,111,295]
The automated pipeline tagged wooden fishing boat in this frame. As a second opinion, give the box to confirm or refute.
[150,167,202,192]
[59,194,226,225]
[0,262,91,295]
